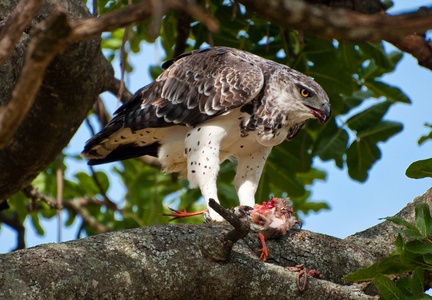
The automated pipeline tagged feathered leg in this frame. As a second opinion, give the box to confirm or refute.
[185,125,227,221]
[234,146,272,208]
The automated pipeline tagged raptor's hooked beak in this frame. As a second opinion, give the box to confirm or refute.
[305,103,331,124]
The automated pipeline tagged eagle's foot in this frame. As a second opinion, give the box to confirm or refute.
[258,232,269,261]
[162,207,208,222]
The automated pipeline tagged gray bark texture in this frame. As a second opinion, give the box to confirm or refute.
[0,0,113,203]
[1,188,431,299]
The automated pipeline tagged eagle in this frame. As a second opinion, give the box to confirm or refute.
[81,47,331,221]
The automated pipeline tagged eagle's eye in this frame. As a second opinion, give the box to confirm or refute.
[300,88,310,98]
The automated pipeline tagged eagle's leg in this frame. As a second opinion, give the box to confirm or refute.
[185,126,226,222]
[257,232,269,261]
[162,207,208,222]
[235,146,272,208]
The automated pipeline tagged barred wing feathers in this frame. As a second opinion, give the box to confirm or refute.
[82,47,265,164]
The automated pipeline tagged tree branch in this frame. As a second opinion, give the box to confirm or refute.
[1,188,428,298]
[70,0,218,42]
[0,223,376,299]
[237,0,432,42]
[22,185,110,234]
[0,211,25,250]
[237,0,432,70]
[0,9,71,148]
[0,0,43,66]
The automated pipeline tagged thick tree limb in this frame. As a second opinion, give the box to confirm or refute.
[0,9,71,148]
[0,0,43,66]
[1,189,430,298]
[237,0,432,42]
[0,0,113,203]
[0,224,376,299]
[238,0,432,70]
[70,0,218,42]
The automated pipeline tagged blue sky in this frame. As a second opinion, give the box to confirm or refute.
[1,1,432,253]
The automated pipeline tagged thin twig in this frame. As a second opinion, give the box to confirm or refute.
[173,12,192,58]
[92,0,98,17]
[85,118,96,136]
[117,27,129,109]
[0,211,26,250]
[117,0,133,109]
[205,0,214,47]
[89,165,118,211]
[22,185,110,234]
[265,21,270,52]
[108,78,133,104]
[56,154,64,242]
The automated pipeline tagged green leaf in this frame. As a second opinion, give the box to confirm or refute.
[296,168,326,185]
[359,42,394,70]
[346,100,392,132]
[410,267,425,296]
[415,204,432,237]
[313,120,348,161]
[357,121,403,143]
[150,65,164,80]
[338,42,363,73]
[374,274,403,300]
[401,250,430,269]
[393,227,425,240]
[308,64,353,96]
[405,240,432,255]
[395,234,405,255]
[422,253,432,265]
[406,158,432,179]
[364,80,411,104]
[344,255,411,282]
[418,124,432,145]
[346,139,381,182]
[342,90,374,114]
[30,213,44,236]
[383,216,418,231]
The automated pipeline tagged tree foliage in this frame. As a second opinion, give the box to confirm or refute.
[345,203,432,299]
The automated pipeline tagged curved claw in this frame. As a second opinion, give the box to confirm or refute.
[161,208,208,222]
[232,205,254,219]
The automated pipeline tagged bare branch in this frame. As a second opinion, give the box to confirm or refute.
[89,166,118,211]
[391,35,432,70]
[0,211,25,250]
[0,9,71,148]
[21,185,110,234]
[237,0,432,42]
[203,199,250,261]
[173,12,192,58]
[70,0,218,42]
[56,155,64,242]
[108,78,134,104]
[237,0,432,70]
[0,0,43,66]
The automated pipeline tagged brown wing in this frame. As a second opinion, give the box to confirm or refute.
[82,47,265,162]
[117,47,265,131]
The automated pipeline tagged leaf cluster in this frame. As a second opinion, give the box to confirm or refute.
[344,204,432,299]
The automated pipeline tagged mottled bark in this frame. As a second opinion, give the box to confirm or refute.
[0,0,113,202]
[1,189,431,299]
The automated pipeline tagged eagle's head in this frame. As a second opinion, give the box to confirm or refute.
[270,67,331,126]
[295,82,331,124]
